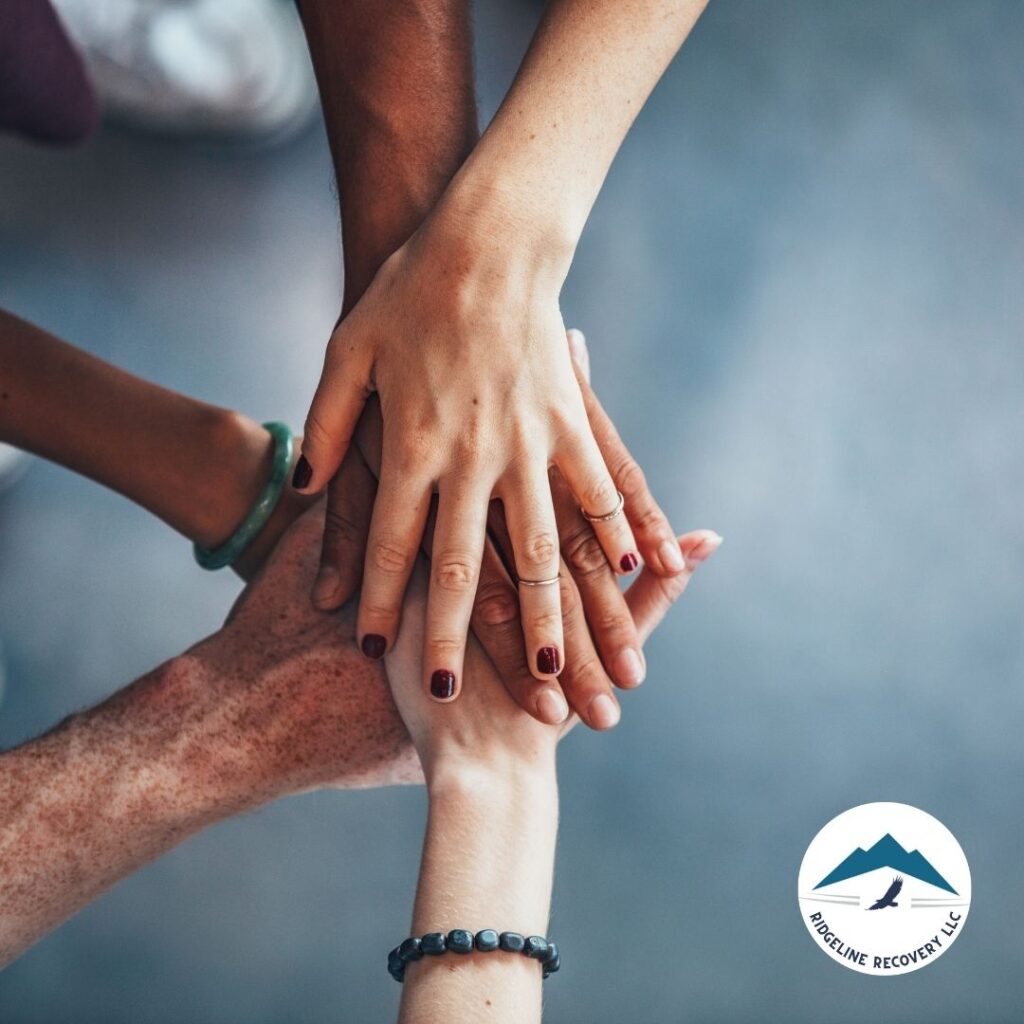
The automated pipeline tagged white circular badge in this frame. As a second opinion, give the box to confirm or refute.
[797,802,970,975]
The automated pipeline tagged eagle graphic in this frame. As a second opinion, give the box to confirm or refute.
[867,876,903,910]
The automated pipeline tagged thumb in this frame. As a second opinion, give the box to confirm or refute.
[625,530,722,642]
[294,327,373,494]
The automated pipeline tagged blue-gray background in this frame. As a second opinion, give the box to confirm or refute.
[1,1,1022,1020]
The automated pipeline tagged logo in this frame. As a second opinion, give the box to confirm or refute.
[797,802,970,975]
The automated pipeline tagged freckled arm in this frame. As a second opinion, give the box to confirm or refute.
[0,507,424,968]
[0,658,237,967]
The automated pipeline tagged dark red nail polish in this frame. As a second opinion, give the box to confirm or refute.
[292,454,313,489]
[537,646,561,675]
[361,634,386,660]
[430,670,456,700]
[620,552,639,573]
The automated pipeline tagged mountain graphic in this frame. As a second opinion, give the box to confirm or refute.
[813,833,957,894]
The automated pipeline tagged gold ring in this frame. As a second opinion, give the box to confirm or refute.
[518,575,561,588]
[580,489,625,524]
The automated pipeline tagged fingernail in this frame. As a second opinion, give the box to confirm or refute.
[537,687,569,725]
[658,539,686,574]
[567,328,587,362]
[536,646,561,675]
[430,670,456,700]
[312,566,341,608]
[619,552,639,573]
[361,633,387,660]
[589,693,621,730]
[685,532,723,569]
[613,647,646,688]
[292,454,313,490]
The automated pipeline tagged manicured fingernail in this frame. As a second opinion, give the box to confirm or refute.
[312,566,341,608]
[685,532,723,569]
[430,670,456,700]
[613,647,646,688]
[619,552,639,573]
[536,646,561,675]
[292,454,313,490]
[589,693,621,730]
[537,687,569,725]
[361,633,387,660]
[659,539,686,574]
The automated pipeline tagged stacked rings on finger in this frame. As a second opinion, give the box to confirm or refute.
[579,489,625,523]
[387,929,560,982]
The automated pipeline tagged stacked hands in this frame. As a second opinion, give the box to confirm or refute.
[0,0,717,1015]
[0,321,720,1009]
[300,328,719,731]
[187,329,720,803]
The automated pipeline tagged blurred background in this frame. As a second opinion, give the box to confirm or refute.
[1,0,1022,1020]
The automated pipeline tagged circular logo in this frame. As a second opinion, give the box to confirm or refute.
[797,802,970,975]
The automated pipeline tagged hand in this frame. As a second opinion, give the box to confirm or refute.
[383,526,721,784]
[295,207,638,703]
[181,503,421,800]
[312,331,692,731]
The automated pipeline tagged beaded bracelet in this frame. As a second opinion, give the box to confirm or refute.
[193,421,293,570]
[387,929,560,983]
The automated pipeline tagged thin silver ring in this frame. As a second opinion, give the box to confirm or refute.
[580,489,625,524]
[518,575,561,588]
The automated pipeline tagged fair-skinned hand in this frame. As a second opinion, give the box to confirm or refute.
[384,527,721,785]
[310,330,691,731]
[294,210,639,705]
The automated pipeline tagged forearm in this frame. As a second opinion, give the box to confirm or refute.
[0,309,272,549]
[441,0,708,263]
[399,763,558,1024]
[296,0,478,310]
[0,658,248,966]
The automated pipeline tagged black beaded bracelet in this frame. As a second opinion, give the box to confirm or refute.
[387,929,560,983]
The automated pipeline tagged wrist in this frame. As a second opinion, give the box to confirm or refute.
[424,171,578,287]
[426,753,557,807]
[413,756,558,941]
[188,409,273,549]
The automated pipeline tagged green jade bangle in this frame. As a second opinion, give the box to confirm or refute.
[193,421,293,570]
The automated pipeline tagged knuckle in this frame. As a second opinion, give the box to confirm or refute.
[323,505,362,549]
[527,608,563,635]
[565,656,607,695]
[433,553,479,592]
[474,581,520,627]
[548,401,582,440]
[631,502,664,535]
[563,529,609,578]
[614,455,648,501]
[430,635,465,658]
[360,599,399,624]
[303,410,334,452]
[371,539,414,577]
[592,608,635,640]
[454,429,494,471]
[581,475,618,516]
[392,432,437,475]
[517,530,558,572]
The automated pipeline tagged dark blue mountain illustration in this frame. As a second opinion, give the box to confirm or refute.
[813,833,957,894]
